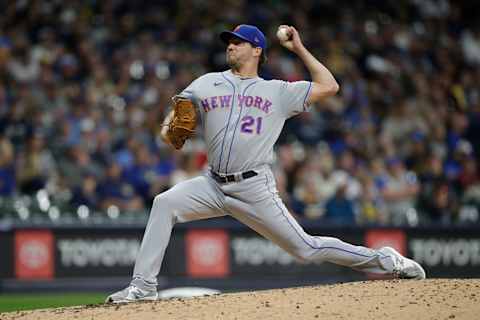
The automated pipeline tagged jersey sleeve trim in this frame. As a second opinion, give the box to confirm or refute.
[302,81,313,111]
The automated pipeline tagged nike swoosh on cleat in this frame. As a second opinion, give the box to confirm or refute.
[214,82,223,86]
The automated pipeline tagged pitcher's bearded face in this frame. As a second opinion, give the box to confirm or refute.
[226,38,255,68]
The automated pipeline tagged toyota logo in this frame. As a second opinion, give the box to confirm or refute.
[19,240,49,269]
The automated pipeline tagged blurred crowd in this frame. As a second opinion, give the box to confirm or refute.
[1,0,480,226]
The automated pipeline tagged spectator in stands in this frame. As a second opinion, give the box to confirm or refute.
[287,112,324,146]
[71,172,100,211]
[0,133,15,196]
[6,34,39,84]
[324,184,357,225]
[357,170,388,225]
[292,147,338,219]
[330,150,362,201]
[58,145,103,190]
[381,158,419,225]
[417,154,445,201]
[123,144,168,204]
[292,160,325,219]
[16,133,56,194]
[276,144,301,195]
[96,161,144,212]
[458,154,479,190]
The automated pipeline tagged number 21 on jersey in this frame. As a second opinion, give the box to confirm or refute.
[240,116,262,134]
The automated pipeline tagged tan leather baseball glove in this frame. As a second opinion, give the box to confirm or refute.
[164,97,197,150]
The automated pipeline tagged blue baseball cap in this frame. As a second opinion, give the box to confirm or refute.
[220,24,267,50]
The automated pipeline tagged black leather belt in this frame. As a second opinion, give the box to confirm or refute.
[211,170,257,183]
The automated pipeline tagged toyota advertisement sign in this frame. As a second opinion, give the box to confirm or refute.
[0,226,479,280]
[14,230,54,279]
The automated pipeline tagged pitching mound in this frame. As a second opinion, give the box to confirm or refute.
[3,279,480,320]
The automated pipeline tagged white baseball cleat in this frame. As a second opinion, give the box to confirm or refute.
[105,285,159,303]
[380,246,426,280]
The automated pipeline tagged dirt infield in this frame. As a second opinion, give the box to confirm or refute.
[2,279,479,320]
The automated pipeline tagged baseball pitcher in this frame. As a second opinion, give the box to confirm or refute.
[106,24,425,303]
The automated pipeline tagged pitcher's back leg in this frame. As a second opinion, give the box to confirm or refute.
[224,170,396,275]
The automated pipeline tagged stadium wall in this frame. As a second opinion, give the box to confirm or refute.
[1,219,479,292]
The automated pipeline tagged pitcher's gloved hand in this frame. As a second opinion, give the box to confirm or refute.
[165,97,197,150]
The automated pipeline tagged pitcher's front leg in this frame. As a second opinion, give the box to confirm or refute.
[131,175,226,291]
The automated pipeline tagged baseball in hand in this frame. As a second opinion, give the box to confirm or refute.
[276,26,291,42]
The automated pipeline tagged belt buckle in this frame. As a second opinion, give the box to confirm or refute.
[213,171,228,183]
[233,173,242,182]
[211,170,246,183]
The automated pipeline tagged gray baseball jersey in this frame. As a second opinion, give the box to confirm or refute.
[129,69,399,291]
[176,69,312,174]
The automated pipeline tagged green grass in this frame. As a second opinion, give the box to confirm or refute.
[0,292,107,313]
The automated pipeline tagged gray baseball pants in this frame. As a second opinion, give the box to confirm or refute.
[131,166,394,290]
